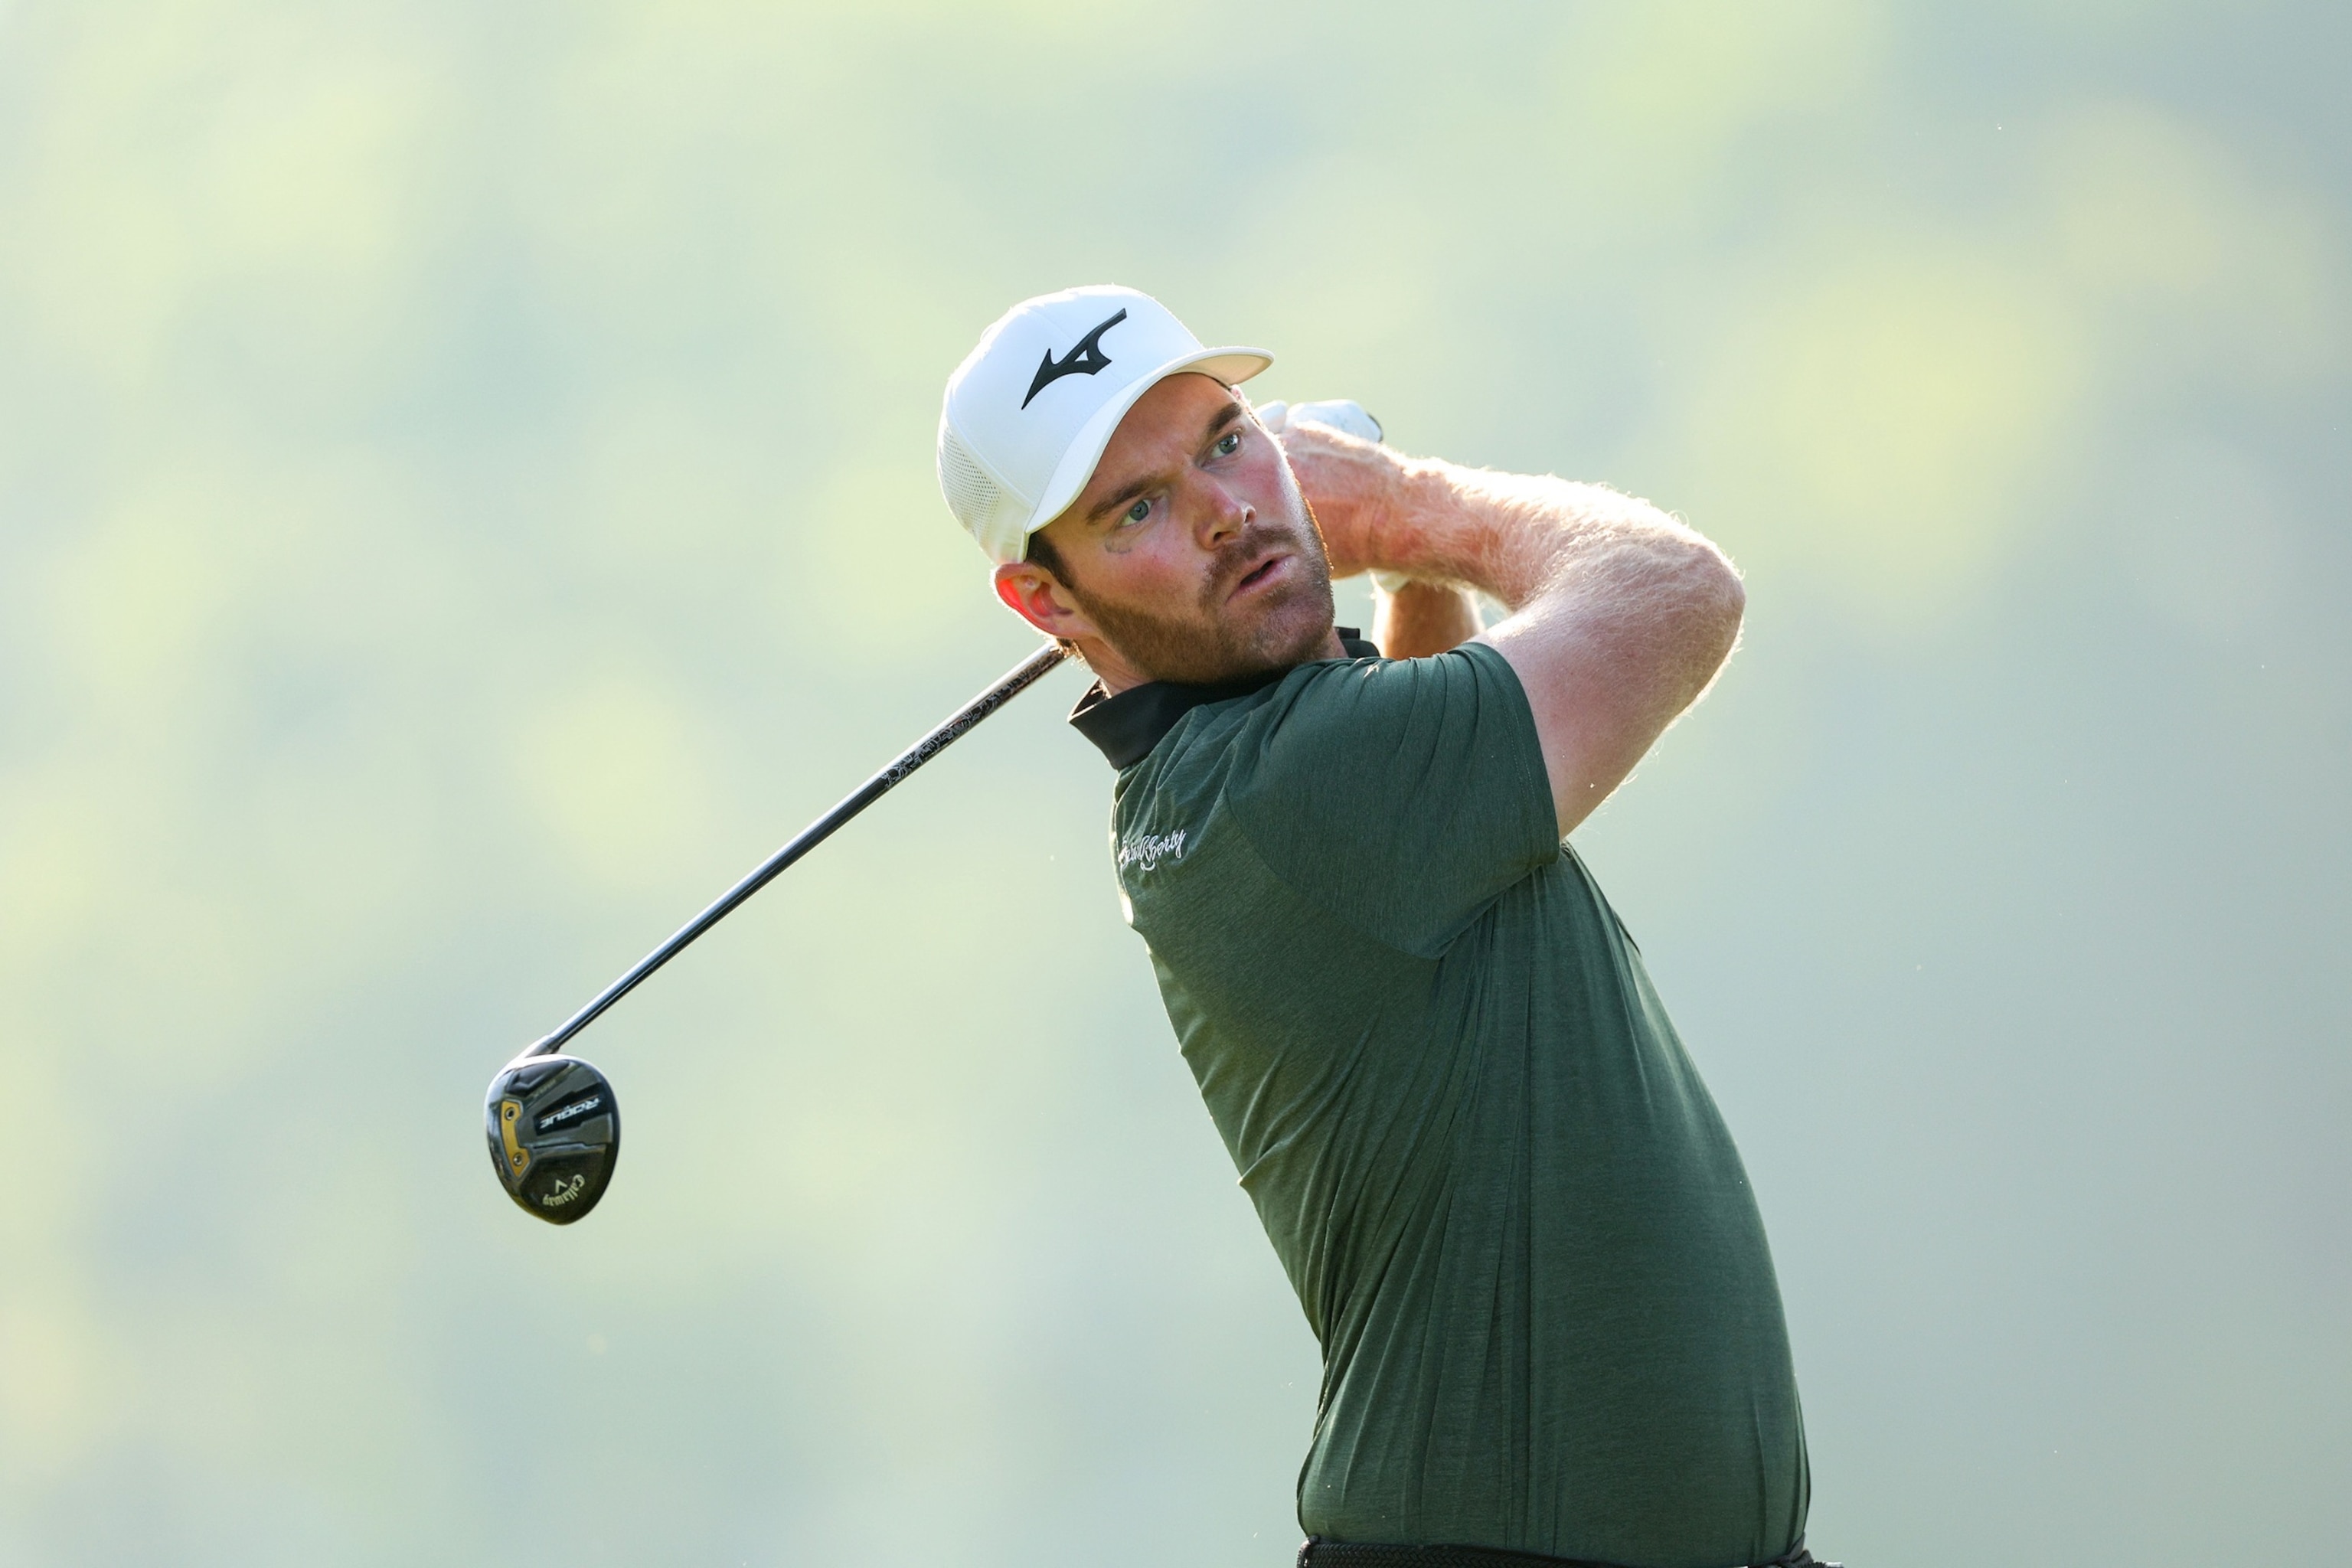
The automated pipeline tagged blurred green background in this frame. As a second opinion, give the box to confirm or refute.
[1,1,2345,1563]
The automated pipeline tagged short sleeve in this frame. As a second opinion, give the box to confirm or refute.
[1222,641,1560,958]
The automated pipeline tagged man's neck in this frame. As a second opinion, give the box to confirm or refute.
[1083,626,1349,697]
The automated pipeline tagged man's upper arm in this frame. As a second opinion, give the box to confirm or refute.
[1224,646,1560,959]
[1476,541,1745,837]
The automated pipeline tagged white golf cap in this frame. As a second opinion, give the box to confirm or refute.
[937,285,1272,563]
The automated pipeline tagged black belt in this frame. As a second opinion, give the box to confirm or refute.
[1295,1538,1838,1568]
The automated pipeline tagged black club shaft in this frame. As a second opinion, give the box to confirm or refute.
[514,642,1070,1065]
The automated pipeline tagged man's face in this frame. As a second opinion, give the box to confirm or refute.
[996,373,1337,688]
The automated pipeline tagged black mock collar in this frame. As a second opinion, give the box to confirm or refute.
[1068,627,1380,769]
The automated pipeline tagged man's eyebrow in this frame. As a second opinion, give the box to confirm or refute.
[1201,400,1246,443]
[1086,469,1165,525]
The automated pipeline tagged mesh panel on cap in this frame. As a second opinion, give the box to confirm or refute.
[937,416,1038,561]
[936,422,1002,531]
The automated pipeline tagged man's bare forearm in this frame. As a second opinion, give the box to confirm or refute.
[1345,454,1740,698]
[1360,461,1707,614]
[1288,426,1744,832]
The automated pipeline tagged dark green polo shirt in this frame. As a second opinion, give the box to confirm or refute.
[1076,640,1808,1568]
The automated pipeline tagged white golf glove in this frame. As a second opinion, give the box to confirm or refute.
[1253,399,1411,593]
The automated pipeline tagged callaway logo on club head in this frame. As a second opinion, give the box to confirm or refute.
[539,1174,587,1207]
[1023,307,1127,408]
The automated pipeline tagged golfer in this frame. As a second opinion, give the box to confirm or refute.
[939,286,1829,1568]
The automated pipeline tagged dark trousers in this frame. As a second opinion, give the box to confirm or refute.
[1296,1538,1838,1568]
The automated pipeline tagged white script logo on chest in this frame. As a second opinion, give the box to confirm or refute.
[1116,827,1188,874]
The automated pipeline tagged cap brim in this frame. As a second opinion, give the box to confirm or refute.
[1023,345,1273,547]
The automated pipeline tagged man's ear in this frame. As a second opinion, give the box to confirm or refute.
[992,559,1097,642]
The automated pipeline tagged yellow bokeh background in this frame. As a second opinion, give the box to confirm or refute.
[1,2,2345,1563]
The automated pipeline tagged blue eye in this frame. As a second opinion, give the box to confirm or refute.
[1124,498,1152,525]
[1216,431,1242,456]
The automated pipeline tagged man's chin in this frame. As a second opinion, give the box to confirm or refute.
[1236,593,1340,678]
[1096,583,1336,688]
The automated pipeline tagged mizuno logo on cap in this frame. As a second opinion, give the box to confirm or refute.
[1023,307,1127,408]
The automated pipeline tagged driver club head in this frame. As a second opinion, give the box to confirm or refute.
[485,1054,620,1224]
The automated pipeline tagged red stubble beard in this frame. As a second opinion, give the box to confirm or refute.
[1069,508,1338,687]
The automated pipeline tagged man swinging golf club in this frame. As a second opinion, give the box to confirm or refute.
[939,286,1831,1568]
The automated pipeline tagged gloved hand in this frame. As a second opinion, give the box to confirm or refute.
[1254,397,1383,446]
[1253,399,1410,592]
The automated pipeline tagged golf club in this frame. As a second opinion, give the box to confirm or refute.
[485,641,1071,1224]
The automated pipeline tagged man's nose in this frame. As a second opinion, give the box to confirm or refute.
[1194,476,1251,547]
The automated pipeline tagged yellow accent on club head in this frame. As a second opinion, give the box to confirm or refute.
[499,1099,531,1176]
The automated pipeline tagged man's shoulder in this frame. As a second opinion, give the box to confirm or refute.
[1111,641,1560,960]
[1108,656,1374,901]
[1119,645,1517,809]
[1112,640,1540,868]
[1152,642,1521,784]
[1113,655,1349,798]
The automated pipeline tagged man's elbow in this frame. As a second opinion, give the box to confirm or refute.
[1671,530,1744,645]
[1704,544,1746,649]
[1663,534,1744,694]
